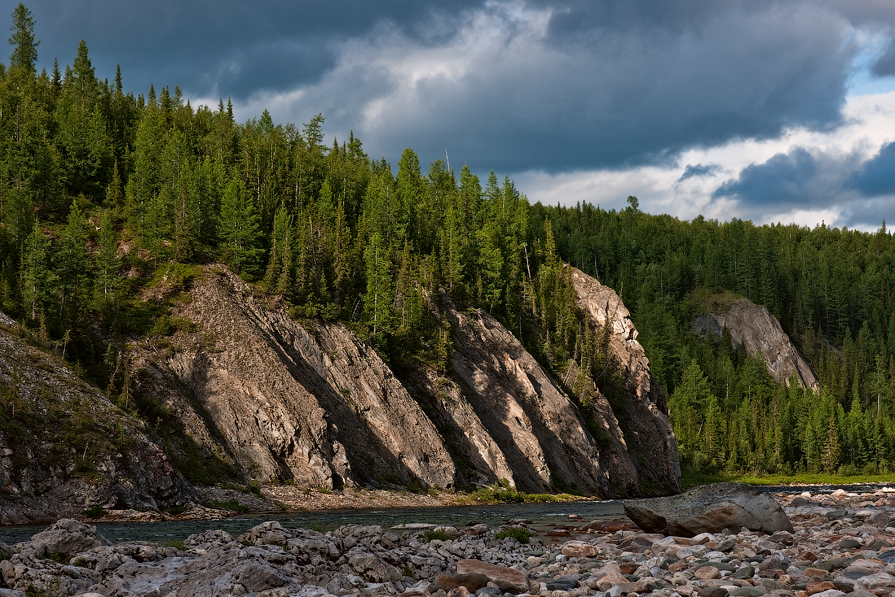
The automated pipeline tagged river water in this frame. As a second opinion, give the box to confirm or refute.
[1,483,889,546]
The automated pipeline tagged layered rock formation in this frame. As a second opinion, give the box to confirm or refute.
[570,268,681,494]
[134,265,680,497]
[0,315,196,525]
[692,298,819,390]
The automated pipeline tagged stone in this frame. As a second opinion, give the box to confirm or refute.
[456,560,529,594]
[560,541,599,558]
[545,577,580,591]
[865,511,890,527]
[729,588,765,597]
[26,519,111,559]
[623,483,794,537]
[436,573,490,593]
[853,572,895,592]
[697,588,729,597]
[805,582,837,595]
[695,566,721,580]
[733,566,756,579]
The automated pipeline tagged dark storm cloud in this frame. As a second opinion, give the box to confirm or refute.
[18,0,485,98]
[713,149,824,207]
[848,142,895,197]
[6,0,891,176]
[343,0,855,173]
[677,164,721,183]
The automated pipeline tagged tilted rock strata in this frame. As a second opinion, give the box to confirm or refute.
[134,265,681,497]
[570,267,681,494]
[693,298,820,391]
[1,488,893,597]
[0,318,196,525]
[438,298,638,496]
[134,265,457,490]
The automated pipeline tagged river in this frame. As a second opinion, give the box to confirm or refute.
[1,483,888,546]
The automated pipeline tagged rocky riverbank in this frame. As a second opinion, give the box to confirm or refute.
[1,486,894,597]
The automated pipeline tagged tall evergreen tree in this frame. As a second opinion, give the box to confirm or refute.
[8,3,38,72]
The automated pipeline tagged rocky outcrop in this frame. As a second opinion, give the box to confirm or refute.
[693,298,819,390]
[623,482,794,536]
[133,265,680,497]
[570,268,681,494]
[133,265,457,490]
[0,318,196,525]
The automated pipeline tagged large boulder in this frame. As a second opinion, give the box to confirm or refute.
[623,482,793,536]
[25,518,111,559]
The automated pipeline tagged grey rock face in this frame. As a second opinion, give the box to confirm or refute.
[623,482,794,536]
[693,298,819,390]
[570,268,681,494]
[134,265,681,497]
[0,318,196,525]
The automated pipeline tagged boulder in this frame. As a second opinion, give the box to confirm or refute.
[25,518,111,559]
[623,482,793,536]
[436,573,490,592]
[456,559,529,594]
[562,541,599,558]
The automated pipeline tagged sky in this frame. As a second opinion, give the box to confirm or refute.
[11,0,895,230]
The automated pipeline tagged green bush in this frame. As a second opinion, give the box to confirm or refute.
[422,529,453,542]
[81,505,105,518]
[495,527,535,544]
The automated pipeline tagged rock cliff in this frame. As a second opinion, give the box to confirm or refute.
[0,314,196,525]
[132,265,680,497]
[692,298,819,390]
[569,268,681,494]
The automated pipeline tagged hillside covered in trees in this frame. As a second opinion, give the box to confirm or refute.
[0,4,628,476]
[541,199,895,477]
[1,3,893,485]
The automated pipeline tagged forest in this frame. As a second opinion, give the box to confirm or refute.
[1,4,893,482]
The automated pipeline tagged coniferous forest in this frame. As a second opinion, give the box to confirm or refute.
[1,4,894,483]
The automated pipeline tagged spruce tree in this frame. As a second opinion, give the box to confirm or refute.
[8,3,38,72]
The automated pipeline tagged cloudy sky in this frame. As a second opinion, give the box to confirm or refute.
[13,0,895,229]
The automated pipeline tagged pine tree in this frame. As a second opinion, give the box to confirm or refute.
[20,220,56,321]
[218,177,263,276]
[364,232,393,341]
[56,201,89,328]
[8,3,38,72]
[94,209,120,308]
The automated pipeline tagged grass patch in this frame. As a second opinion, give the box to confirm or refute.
[208,499,251,513]
[467,480,581,504]
[682,470,895,489]
[160,539,186,550]
[496,527,535,544]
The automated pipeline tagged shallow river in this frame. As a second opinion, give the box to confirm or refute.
[0,483,887,546]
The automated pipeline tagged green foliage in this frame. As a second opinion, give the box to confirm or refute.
[208,498,250,513]
[422,529,453,542]
[540,202,895,477]
[81,505,104,518]
[495,527,535,544]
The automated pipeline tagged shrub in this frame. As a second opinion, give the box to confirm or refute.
[81,505,105,518]
[495,527,535,544]
[422,529,453,542]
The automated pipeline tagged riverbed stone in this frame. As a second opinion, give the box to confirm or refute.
[623,483,793,537]
[456,560,529,594]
